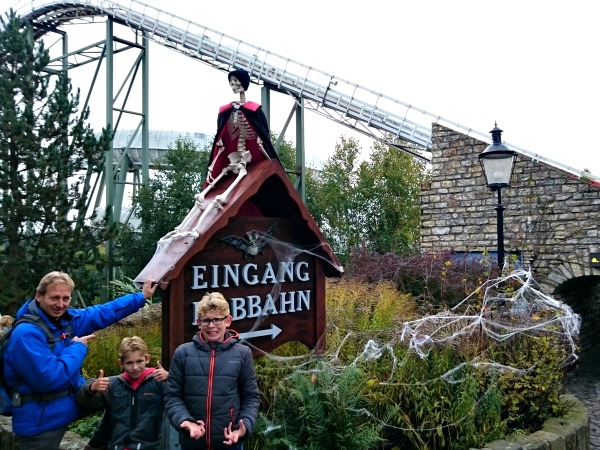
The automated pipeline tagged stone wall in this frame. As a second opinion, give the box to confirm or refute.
[420,124,600,349]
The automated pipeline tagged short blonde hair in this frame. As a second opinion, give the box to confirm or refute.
[0,315,14,328]
[197,292,230,319]
[36,271,75,295]
[118,336,149,361]
[0,315,14,338]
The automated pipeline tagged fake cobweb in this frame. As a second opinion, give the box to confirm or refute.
[241,231,581,436]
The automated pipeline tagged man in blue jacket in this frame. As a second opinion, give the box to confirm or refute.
[3,271,157,450]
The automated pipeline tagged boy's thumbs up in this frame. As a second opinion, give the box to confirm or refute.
[153,360,169,382]
[92,368,109,392]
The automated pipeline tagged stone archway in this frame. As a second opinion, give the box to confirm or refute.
[551,271,600,353]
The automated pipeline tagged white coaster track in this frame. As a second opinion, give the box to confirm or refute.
[6,0,600,181]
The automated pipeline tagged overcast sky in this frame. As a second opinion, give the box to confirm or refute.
[2,0,599,176]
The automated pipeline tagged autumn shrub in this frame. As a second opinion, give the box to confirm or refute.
[485,331,570,431]
[325,279,417,361]
[364,347,506,449]
[347,247,491,309]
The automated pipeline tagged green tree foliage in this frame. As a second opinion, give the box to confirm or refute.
[114,135,209,278]
[306,136,428,262]
[360,141,427,254]
[0,11,112,313]
[306,137,362,260]
[272,132,297,176]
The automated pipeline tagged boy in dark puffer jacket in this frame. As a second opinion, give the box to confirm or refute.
[77,336,168,450]
[165,292,260,450]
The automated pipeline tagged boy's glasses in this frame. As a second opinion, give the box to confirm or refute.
[199,316,228,326]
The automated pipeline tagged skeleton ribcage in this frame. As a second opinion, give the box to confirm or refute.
[227,111,257,154]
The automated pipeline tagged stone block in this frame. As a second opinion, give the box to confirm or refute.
[544,418,579,450]
[528,430,565,450]
[513,433,551,449]
[480,439,523,449]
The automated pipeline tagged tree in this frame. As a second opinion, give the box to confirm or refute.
[358,140,428,255]
[272,132,297,181]
[305,136,364,259]
[306,136,428,262]
[0,11,112,313]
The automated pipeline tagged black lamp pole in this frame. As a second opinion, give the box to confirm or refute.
[479,124,517,273]
[495,187,505,273]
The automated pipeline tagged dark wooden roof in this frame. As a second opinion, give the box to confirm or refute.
[135,159,343,287]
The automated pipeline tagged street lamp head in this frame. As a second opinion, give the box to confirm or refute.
[478,123,517,190]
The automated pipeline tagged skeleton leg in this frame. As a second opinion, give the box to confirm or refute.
[186,165,247,234]
[160,152,233,242]
[214,165,247,206]
[194,165,231,210]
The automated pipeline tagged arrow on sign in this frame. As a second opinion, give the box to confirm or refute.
[239,324,283,340]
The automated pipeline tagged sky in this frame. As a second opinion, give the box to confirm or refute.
[1,0,600,176]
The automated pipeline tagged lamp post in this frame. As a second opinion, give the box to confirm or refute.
[478,123,517,273]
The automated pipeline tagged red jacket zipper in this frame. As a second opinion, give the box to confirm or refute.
[206,345,216,449]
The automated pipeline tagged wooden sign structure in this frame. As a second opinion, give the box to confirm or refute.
[135,159,343,361]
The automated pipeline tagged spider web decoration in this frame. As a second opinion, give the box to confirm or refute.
[400,267,581,363]
[235,230,343,345]
[235,233,582,441]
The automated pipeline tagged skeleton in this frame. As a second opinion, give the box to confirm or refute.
[160,69,277,243]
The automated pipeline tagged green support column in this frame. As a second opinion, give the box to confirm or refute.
[105,19,115,285]
[261,85,306,202]
[141,32,150,189]
[295,97,305,201]
[261,85,271,127]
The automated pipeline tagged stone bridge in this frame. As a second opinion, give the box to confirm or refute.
[420,124,600,352]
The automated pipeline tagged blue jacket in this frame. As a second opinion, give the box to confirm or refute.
[3,292,147,437]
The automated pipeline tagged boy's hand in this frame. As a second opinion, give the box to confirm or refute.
[91,369,109,392]
[223,419,246,445]
[180,419,205,439]
[153,361,169,382]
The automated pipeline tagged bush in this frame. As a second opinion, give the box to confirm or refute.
[251,277,573,450]
[255,362,384,450]
[347,248,491,309]
[488,332,569,430]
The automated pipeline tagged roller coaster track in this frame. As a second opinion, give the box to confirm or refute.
[6,0,600,181]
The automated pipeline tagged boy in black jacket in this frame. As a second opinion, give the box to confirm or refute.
[77,336,168,450]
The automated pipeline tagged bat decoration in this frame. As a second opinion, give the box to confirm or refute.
[221,222,278,258]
